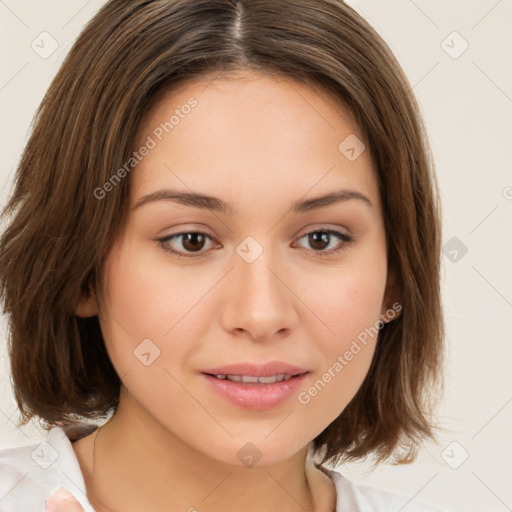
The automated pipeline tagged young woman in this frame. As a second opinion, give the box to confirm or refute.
[0,1,444,511]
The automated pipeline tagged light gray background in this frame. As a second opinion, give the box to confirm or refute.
[1,1,511,511]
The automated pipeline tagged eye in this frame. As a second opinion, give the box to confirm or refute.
[157,228,353,259]
[157,231,217,258]
[293,229,353,256]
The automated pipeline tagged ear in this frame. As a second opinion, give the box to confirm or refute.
[380,268,402,324]
[75,283,99,318]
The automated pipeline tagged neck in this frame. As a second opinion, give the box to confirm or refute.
[73,388,336,512]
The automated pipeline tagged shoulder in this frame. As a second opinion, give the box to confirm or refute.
[0,427,95,512]
[326,468,445,512]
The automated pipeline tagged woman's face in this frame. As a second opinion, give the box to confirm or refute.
[90,71,392,466]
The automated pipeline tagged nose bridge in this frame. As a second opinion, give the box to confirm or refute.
[221,236,296,339]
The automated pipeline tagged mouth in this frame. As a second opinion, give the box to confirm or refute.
[203,372,307,384]
[201,360,309,379]
[200,368,309,410]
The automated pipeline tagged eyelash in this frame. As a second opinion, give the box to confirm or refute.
[156,229,354,258]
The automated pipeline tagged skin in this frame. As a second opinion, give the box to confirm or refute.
[72,70,399,512]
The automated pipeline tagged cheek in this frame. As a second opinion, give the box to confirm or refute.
[295,259,387,423]
[96,239,177,376]
[99,236,201,342]
[97,237,222,395]
[302,254,387,351]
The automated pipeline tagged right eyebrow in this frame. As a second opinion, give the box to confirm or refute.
[133,189,234,214]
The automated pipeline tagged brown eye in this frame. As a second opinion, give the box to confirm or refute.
[181,233,207,252]
[295,229,353,256]
[308,232,330,251]
[157,232,216,257]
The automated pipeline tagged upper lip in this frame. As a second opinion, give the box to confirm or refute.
[202,361,309,377]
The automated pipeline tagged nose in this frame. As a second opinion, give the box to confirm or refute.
[220,243,298,342]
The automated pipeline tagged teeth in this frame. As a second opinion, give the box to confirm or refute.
[213,374,294,383]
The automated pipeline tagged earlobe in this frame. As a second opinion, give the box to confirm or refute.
[380,301,402,325]
[75,285,99,318]
[380,269,403,324]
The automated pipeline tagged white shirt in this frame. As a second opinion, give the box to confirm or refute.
[0,427,442,511]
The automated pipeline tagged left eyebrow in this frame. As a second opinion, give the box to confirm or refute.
[132,188,373,214]
[290,189,373,213]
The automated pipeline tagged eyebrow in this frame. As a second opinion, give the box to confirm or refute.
[133,188,372,214]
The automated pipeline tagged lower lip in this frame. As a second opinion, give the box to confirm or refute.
[201,373,308,411]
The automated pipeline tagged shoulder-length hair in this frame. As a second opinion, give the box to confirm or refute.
[0,0,443,466]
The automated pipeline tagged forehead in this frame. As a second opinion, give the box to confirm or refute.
[131,70,379,209]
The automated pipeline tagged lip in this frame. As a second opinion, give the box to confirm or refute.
[200,360,309,411]
[202,372,308,411]
[201,360,309,377]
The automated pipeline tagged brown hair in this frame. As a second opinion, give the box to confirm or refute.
[0,0,443,466]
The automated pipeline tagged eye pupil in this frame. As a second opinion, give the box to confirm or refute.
[183,233,206,252]
[309,232,329,251]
